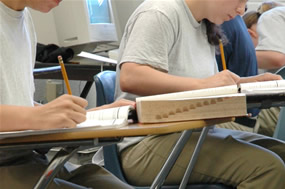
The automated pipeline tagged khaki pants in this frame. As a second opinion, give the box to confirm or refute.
[216,107,280,137]
[121,128,285,188]
[216,121,255,132]
[258,107,280,136]
[0,152,133,189]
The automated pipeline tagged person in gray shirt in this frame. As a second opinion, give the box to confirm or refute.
[113,0,285,188]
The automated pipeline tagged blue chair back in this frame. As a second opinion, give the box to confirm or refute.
[94,70,116,106]
[94,70,234,189]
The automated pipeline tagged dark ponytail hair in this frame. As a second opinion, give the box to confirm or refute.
[204,19,227,46]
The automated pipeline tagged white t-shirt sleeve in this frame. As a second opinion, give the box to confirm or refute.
[256,9,285,54]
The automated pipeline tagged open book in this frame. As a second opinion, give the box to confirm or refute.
[136,80,285,123]
[77,105,135,128]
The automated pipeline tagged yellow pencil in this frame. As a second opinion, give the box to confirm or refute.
[219,39,227,70]
[58,56,72,95]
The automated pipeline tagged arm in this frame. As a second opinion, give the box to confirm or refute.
[0,95,88,132]
[239,72,283,83]
[120,63,241,96]
[88,99,136,112]
[256,51,285,69]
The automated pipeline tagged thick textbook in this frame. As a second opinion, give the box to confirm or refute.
[136,80,285,123]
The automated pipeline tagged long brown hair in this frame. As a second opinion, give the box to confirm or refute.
[204,19,227,46]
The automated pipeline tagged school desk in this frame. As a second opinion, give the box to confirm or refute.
[0,117,233,189]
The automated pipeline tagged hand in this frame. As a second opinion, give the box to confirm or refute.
[107,99,136,109]
[240,73,283,84]
[88,99,136,112]
[202,70,241,88]
[30,94,88,130]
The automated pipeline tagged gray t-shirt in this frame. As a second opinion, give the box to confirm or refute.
[0,2,36,163]
[114,0,217,102]
[256,7,285,54]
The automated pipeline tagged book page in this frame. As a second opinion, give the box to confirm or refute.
[85,105,133,120]
[77,105,133,127]
[242,87,285,94]
[136,85,238,102]
[77,118,127,128]
[240,80,285,92]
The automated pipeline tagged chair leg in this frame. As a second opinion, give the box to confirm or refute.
[150,130,193,189]
[179,126,211,189]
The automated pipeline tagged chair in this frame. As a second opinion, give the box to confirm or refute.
[94,70,234,189]
[94,70,117,107]
[273,66,285,141]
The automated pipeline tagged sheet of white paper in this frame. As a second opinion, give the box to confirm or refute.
[77,51,117,64]
[77,118,127,128]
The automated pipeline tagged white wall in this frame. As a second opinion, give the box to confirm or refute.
[30,9,97,108]
[29,9,59,45]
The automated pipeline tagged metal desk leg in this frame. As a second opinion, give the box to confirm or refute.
[34,147,79,189]
[150,130,193,189]
[179,126,211,189]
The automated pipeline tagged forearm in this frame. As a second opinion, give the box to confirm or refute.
[239,72,283,83]
[0,105,35,132]
[256,51,285,69]
[120,63,239,96]
[0,95,87,132]
[120,63,206,96]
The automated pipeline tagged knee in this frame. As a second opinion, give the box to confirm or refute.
[270,156,285,176]
[240,150,285,187]
[257,150,285,180]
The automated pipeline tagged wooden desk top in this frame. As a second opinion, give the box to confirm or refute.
[0,118,233,145]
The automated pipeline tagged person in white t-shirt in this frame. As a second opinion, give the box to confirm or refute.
[0,0,135,188]
[256,6,285,69]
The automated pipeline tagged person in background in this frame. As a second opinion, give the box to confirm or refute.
[215,15,259,132]
[255,6,285,136]
[0,0,135,188]
[255,6,285,69]
[243,1,283,48]
[242,1,284,136]
[216,2,283,136]
[105,0,285,188]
